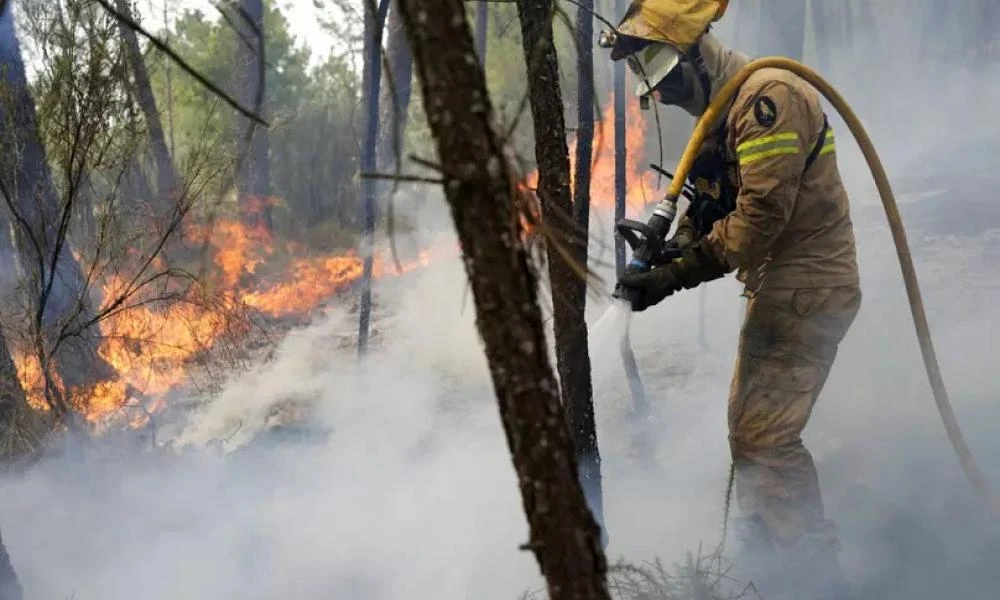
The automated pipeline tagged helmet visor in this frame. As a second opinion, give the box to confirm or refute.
[627,43,682,97]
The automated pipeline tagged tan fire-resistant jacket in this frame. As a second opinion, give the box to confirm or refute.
[705,68,859,290]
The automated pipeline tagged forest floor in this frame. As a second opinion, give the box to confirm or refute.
[1,138,1000,599]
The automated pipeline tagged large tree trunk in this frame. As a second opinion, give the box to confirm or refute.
[357,0,390,356]
[756,0,805,60]
[0,2,112,413]
[0,527,21,600]
[516,0,600,528]
[394,0,610,595]
[570,0,604,541]
[116,0,178,204]
[376,2,413,177]
[233,0,272,232]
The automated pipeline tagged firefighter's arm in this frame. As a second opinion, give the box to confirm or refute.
[705,81,813,271]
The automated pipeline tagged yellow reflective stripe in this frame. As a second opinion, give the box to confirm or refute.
[818,129,836,156]
[735,132,799,153]
[739,146,801,165]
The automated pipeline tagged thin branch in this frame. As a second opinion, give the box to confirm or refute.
[92,0,269,126]
[360,172,445,185]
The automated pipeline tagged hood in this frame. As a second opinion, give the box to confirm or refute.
[698,32,751,107]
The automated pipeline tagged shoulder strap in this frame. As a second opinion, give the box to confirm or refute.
[804,114,829,172]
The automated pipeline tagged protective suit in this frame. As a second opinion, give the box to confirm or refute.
[608,5,861,599]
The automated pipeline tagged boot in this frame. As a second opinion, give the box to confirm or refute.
[779,528,857,600]
[730,517,787,599]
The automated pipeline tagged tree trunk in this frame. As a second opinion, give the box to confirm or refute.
[515,0,597,507]
[0,322,41,460]
[0,527,21,600]
[122,98,155,204]
[613,0,627,276]
[116,0,179,203]
[357,0,390,356]
[757,0,805,60]
[394,0,610,595]
[475,1,488,65]
[376,2,413,177]
[570,0,604,542]
[0,2,112,410]
[233,0,272,232]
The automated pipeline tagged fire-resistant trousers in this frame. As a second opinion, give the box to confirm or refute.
[728,285,861,547]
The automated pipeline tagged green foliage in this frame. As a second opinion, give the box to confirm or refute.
[468,1,585,169]
[149,1,361,240]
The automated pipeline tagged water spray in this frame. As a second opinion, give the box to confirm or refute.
[615,56,1000,514]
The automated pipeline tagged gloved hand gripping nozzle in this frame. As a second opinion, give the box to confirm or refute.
[613,195,679,303]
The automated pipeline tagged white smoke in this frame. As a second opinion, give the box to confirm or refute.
[1,3,1000,599]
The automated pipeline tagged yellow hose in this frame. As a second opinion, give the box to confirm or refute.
[668,57,1000,513]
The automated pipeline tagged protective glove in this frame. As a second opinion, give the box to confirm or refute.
[618,237,728,312]
[671,216,699,249]
[657,217,699,265]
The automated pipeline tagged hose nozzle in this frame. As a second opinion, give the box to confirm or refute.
[614,195,679,302]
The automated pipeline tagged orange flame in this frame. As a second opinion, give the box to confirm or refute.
[524,94,660,215]
[12,95,656,431]
[12,205,446,429]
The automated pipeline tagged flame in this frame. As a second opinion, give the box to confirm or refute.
[524,94,660,215]
[12,200,446,429]
[11,95,656,431]
[241,249,434,317]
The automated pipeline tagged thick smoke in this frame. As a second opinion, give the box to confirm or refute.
[0,2,999,599]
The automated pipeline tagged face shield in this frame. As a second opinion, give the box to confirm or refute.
[627,43,681,97]
[618,42,699,111]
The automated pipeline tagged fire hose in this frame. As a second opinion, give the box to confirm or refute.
[617,57,1000,513]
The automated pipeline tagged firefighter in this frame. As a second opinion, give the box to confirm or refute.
[607,2,861,598]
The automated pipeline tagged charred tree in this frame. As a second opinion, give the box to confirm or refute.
[0,1,112,414]
[516,0,598,516]
[475,1,488,65]
[233,0,272,232]
[376,2,413,177]
[756,0,805,60]
[570,0,605,540]
[116,0,179,203]
[0,527,21,600]
[357,0,390,356]
[394,0,610,595]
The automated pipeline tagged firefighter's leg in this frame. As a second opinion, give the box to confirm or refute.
[727,286,861,599]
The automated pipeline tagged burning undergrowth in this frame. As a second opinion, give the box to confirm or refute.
[7,198,440,433]
[2,93,658,439]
